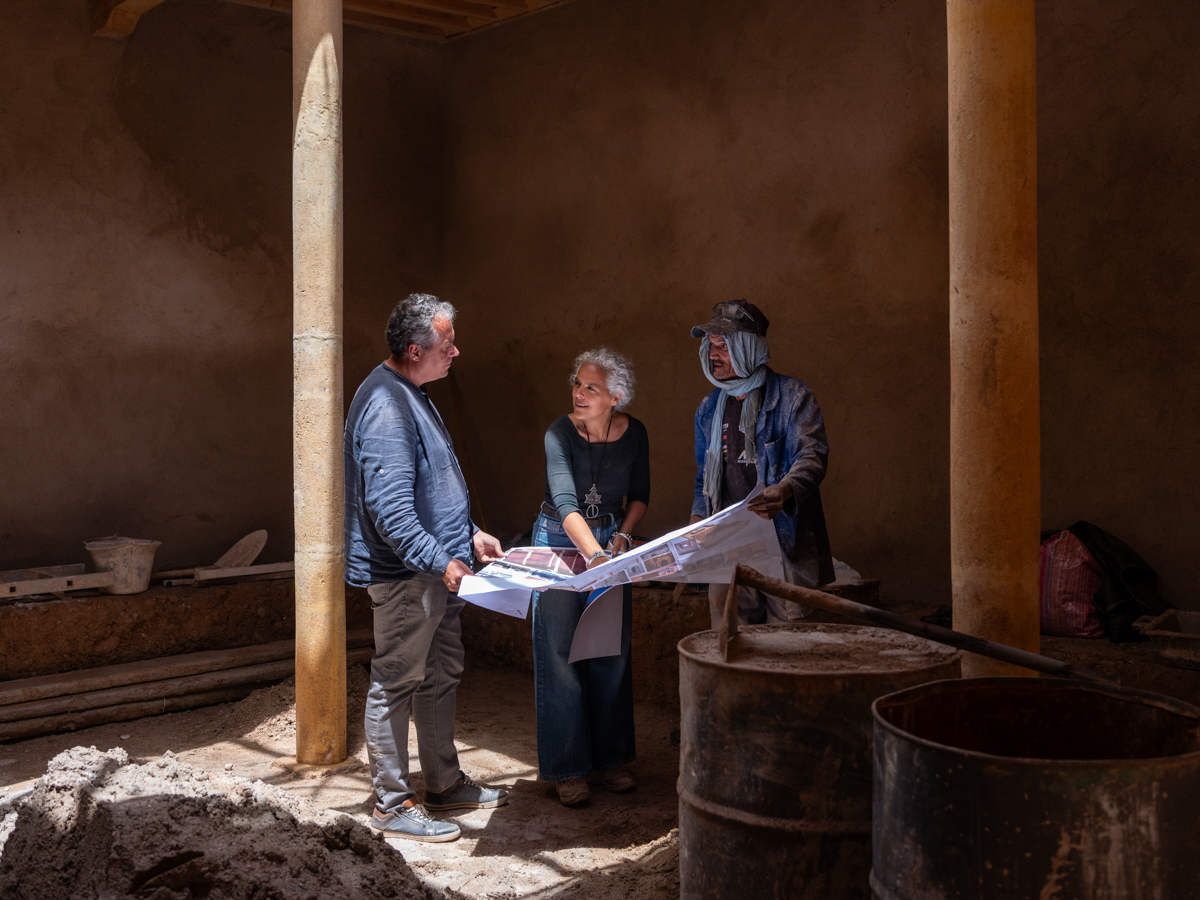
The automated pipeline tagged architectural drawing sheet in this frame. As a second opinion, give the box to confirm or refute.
[458,482,784,626]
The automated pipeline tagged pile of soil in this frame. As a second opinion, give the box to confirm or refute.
[0,745,432,900]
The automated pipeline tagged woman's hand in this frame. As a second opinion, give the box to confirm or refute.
[608,533,631,556]
[586,549,612,570]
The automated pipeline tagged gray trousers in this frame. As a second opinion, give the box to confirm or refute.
[365,574,465,812]
[707,556,820,630]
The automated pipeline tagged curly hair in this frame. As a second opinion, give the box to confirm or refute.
[385,293,457,357]
[569,347,635,410]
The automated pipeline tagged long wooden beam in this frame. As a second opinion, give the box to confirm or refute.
[221,0,567,40]
[731,565,1113,684]
[343,0,474,31]
[227,0,449,40]
[393,0,506,21]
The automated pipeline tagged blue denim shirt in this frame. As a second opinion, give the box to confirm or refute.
[344,364,474,587]
[692,368,834,584]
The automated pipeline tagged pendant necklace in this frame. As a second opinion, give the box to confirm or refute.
[581,411,614,519]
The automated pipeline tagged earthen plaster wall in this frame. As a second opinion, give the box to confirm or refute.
[441,0,1200,612]
[441,0,953,607]
[3,0,1199,621]
[0,0,441,572]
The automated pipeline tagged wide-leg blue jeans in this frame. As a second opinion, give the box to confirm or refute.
[531,512,636,781]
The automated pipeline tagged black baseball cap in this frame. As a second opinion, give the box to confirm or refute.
[690,299,770,338]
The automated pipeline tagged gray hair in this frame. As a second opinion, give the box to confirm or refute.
[385,293,457,356]
[570,347,635,410]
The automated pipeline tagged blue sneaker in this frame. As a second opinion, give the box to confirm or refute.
[370,802,461,842]
[424,771,509,812]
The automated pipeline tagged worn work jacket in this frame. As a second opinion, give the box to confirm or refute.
[343,364,474,587]
[691,367,834,585]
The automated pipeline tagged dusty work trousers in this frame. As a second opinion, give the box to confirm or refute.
[365,574,465,813]
[707,556,820,630]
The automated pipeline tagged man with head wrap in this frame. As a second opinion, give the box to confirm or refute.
[689,300,834,627]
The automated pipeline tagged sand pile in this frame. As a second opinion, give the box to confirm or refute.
[0,745,431,900]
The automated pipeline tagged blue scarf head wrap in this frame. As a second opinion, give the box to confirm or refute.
[699,332,769,512]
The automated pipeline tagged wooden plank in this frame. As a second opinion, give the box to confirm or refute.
[0,686,266,743]
[442,0,575,42]
[0,647,375,742]
[733,564,1116,684]
[343,8,450,38]
[343,0,473,31]
[213,530,268,569]
[384,0,503,21]
[0,564,85,584]
[0,659,299,723]
[226,0,449,39]
[192,561,295,586]
[0,646,377,724]
[2,571,115,600]
[0,629,375,707]
[219,0,568,39]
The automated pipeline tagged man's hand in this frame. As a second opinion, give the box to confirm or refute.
[442,559,474,592]
[473,530,504,564]
[748,482,793,519]
[688,515,704,526]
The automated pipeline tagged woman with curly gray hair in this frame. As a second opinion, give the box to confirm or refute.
[531,347,650,807]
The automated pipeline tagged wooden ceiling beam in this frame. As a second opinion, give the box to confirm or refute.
[220,0,572,41]
[342,8,449,39]
[91,0,167,37]
[342,0,473,32]
[475,0,534,10]
[389,0,507,21]
[226,0,447,39]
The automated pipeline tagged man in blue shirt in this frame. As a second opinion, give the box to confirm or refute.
[689,300,834,627]
[345,293,508,842]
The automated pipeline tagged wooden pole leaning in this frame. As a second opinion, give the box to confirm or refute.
[732,565,1114,684]
[292,0,346,765]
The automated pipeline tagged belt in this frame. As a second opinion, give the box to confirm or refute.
[540,502,622,529]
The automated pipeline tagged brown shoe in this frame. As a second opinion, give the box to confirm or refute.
[600,766,636,793]
[555,777,590,806]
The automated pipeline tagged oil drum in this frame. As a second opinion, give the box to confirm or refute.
[678,623,962,899]
[871,677,1200,899]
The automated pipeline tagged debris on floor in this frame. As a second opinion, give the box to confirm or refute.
[0,745,433,899]
[0,663,684,899]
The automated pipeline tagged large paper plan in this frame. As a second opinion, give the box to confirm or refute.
[458,482,784,631]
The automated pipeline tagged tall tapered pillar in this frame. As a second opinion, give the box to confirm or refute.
[293,0,346,763]
[948,0,1040,677]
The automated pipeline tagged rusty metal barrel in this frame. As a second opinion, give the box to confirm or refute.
[871,677,1200,900]
[678,623,962,899]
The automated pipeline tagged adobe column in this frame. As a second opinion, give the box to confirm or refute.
[948,0,1040,676]
[292,0,346,763]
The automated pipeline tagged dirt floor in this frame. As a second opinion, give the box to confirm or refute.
[5,592,1199,899]
[0,664,681,899]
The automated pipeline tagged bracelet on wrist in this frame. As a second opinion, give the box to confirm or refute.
[587,549,612,565]
[613,532,633,546]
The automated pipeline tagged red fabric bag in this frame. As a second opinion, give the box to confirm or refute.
[1039,530,1105,637]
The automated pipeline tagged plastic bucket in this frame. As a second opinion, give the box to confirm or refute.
[84,536,161,594]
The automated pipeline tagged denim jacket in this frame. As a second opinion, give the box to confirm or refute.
[344,364,474,587]
[691,368,834,585]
